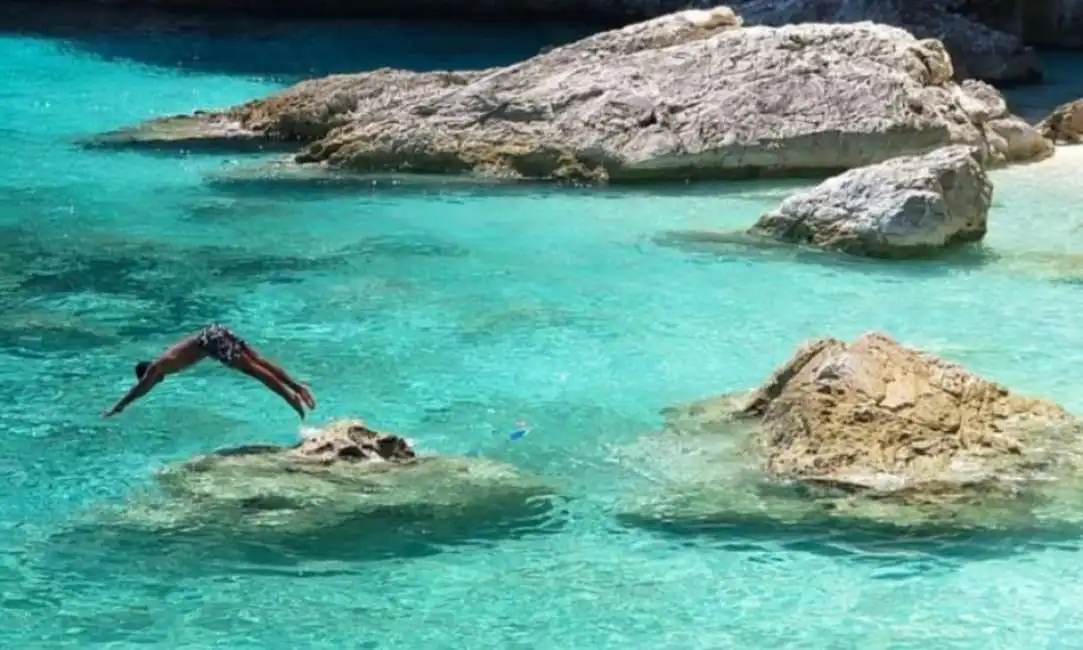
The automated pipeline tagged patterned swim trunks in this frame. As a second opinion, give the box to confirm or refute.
[196,324,248,364]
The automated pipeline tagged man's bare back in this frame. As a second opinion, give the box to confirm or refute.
[104,324,317,419]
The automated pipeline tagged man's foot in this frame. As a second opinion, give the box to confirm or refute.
[298,384,317,410]
[288,392,306,419]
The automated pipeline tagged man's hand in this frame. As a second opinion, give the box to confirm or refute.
[104,365,162,419]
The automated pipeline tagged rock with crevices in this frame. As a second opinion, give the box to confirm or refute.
[1038,99,1083,144]
[110,419,555,534]
[736,332,1074,490]
[953,79,1053,164]
[622,332,1083,532]
[91,7,1018,183]
[749,145,993,258]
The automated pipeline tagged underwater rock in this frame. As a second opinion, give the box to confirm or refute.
[93,7,1036,183]
[113,419,556,534]
[81,113,294,152]
[202,158,517,194]
[1037,99,1083,144]
[622,332,1083,532]
[749,145,992,258]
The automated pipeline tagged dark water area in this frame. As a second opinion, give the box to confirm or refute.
[9,0,636,22]
[0,0,596,81]
[5,0,1082,116]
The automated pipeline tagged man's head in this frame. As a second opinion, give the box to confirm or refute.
[134,360,152,380]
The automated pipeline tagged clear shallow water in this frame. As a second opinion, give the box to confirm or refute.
[4,20,1083,650]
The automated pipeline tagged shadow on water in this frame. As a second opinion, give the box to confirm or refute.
[651,227,1082,283]
[0,218,471,339]
[0,2,593,81]
[616,511,1083,571]
[42,493,569,579]
[0,318,124,358]
[201,165,813,202]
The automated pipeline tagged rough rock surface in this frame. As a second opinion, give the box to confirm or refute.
[984,115,1055,162]
[86,70,487,151]
[737,332,1075,490]
[293,420,416,463]
[749,145,993,258]
[954,79,1053,163]
[622,332,1083,532]
[94,8,1032,183]
[166,419,418,482]
[1038,99,1083,144]
[129,419,554,533]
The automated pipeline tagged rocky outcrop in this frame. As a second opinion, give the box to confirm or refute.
[749,145,992,258]
[622,332,1083,532]
[157,420,419,498]
[736,333,1074,486]
[86,69,488,151]
[984,115,1055,162]
[1038,99,1083,144]
[120,419,555,533]
[955,79,1054,163]
[93,8,1036,184]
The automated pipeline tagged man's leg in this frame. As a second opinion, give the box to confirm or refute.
[230,356,306,419]
[240,347,316,409]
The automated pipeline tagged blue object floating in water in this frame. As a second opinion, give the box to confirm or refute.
[509,421,530,440]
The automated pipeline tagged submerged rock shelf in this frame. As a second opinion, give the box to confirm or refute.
[101,420,560,536]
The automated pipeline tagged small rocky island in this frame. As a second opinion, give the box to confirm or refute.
[747,145,995,258]
[620,332,1083,532]
[89,6,1053,184]
[105,420,557,535]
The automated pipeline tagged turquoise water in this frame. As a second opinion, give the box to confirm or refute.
[5,18,1083,649]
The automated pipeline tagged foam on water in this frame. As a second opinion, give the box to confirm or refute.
[4,18,1083,650]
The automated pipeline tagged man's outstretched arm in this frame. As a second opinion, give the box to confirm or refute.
[104,365,162,417]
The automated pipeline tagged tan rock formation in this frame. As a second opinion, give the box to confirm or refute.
[1038,99,1083,144]
[736,332,1074,495]
[626,332,1083,531]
